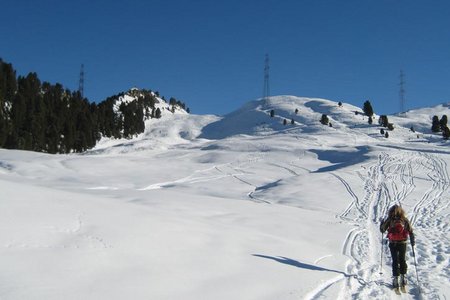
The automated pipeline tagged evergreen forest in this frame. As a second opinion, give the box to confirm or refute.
[0,59,187,153]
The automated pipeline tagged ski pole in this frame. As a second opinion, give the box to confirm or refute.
[412,246,422,295]
[379,217,384,275]
[379,234,383,275]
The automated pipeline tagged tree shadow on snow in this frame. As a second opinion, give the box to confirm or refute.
[311,146,371,173]
[253,255,423,299]
[253,254,353,276]
[252,254,367,284]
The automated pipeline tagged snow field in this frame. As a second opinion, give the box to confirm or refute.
[1,96,449,299]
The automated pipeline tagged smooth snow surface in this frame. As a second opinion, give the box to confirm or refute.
[1,96,449,299]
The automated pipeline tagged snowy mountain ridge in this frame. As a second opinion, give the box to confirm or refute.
[96,95,450,152]
[111,87,189,116]
[200,95,450,141]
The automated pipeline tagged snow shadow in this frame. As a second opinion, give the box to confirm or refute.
[0,161,13,171]
[255,180,282,191]
[303,100,337,116]
[311,146,371,173]
[252,254,355,278]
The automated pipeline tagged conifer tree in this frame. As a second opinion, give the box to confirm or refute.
[443,126,450,140]
[155,107,162,118]
[432,115,441,132]
[379,115,389,127]
[320,114,329,125]
[0,59,17,147]
[440,115,448,131]
[363,100,374,117]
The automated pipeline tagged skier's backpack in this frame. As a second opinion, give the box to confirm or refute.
[388,217,409,241]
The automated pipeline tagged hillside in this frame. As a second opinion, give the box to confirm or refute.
[0,58,190,153]
[0,95,449,299]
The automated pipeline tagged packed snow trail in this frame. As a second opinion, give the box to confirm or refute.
[337,151,450,299]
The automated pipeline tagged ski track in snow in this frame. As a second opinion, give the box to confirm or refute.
[334,152,450,300]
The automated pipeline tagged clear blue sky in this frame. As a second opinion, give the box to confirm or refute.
[1,0,450,115]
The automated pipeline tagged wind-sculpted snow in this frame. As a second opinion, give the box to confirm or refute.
[0,96,449,299]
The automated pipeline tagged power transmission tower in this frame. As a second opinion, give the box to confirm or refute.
[399,70,405,113]
[263,54,270,100]
[79,64,85,98]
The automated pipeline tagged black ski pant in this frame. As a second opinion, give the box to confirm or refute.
[389,242,407,276]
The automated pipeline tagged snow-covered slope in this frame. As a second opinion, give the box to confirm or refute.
[0,96,449,300]
[200,96,434,144]
[93,88,211,153]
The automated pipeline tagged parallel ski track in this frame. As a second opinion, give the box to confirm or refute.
[336,151,449,299]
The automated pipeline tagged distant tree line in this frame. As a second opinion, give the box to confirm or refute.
[0,59,188,153]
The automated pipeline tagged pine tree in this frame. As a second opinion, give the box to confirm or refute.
[443,126,450,140]
[0,59,17,147]
[432,115,441,132]
[31,96,46,151]
[320,114,329,125]
[379,115,389,127]
[363,100,374,117]
[155,107,162,118]
[440,115,448,131]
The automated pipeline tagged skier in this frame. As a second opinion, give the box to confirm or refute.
[379,204,415,290]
